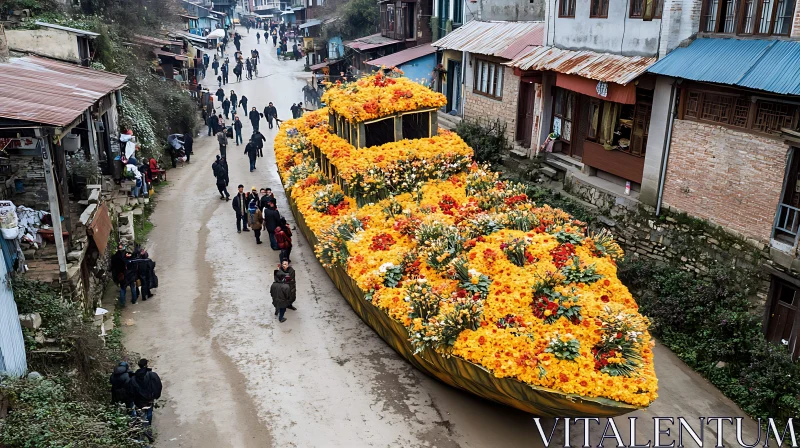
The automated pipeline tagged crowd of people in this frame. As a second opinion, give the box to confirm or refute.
[111,243,158,307]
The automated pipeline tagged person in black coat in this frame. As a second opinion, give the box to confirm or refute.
[221,62,229,84]
[212,156,230,200]
[264,102,278,129]
[212,58,219,75]
[244,140,259,172]
[260,188,277,210]
[183,131,193,164]
[248,107,261,131]
[119,248,139,306]
[132,250,153,300]
[239,95,248,114]
[126,359,162,426]
[232,184,250,233]
[222,97,231,119]
[215,87,225,103]
[233,116,243,145]
[263,202,281,250]
[110,243,126,285]
[251,130,266,157]
[110,361,133,407]
[207,111,219,136]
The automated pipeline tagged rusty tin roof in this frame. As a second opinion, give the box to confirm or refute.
[433,21,545,58]
[507,46,656,85]
[0,56,127,127]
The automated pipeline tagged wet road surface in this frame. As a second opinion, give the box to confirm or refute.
[122,26,759,448]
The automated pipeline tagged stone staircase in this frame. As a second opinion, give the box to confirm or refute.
[437,111,462,131]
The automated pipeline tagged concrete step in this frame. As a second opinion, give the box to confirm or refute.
[540,166,558,179]
[437,111,462,131]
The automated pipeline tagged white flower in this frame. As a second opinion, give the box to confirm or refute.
[417,278,427,284]
[468,268,481,278]
[378,262,395,274]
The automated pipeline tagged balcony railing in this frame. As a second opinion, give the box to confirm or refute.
[772,203,800,250]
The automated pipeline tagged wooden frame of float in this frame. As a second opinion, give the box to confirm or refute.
[329,108,440,149]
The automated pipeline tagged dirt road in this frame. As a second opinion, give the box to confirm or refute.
[122,27,758,448]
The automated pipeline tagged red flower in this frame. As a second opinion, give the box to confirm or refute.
[369,233,396,251]
[601,295,610,303]
[478,336,486,345]
[559,373,569,383]
[603,279,611,286]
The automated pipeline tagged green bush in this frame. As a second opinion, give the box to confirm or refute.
[0,377,144,447]
[455,119,509,166]
[618,259,800,421]
[13,277,77,348]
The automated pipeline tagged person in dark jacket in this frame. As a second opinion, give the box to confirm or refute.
[251,130,266,157]
[248,106,261,131]
[183,131,193,164]
[245,58,253,80]
[239,95,248,114]
[279,258,296,310]
[212,58,219,75]
[221,62,229,84]
[270,269,292,322]
[216,128,228,158]
[233,116,243,145]
[222,97,231,119]
[275,222,292,263]
[127,359,162,426]
[292,42,300,61]
[264,102,278,129]
[207,110,219,136]
[263,202,281,250]
[230,91,238,114]
[110,361,133,407]
[132,250,153,300]
[119,248,138,307]
[110,243,126,285]
[244,140,258,172]
[232,184,249,233]
[215,87,225,103]
[259,188,276,210]
[212,156,230,200]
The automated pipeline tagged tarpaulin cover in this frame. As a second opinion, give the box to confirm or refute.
[285,193,639,417]
[556,73,637,105]
[88,203,112,256]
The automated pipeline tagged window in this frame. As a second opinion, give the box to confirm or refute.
[473,58,504,99]
[553,89,575,142]
[453,0,463,24]
[402,112,431,140]
[364,118,395,147]
[591,0,609,17]
[682,87,800,135]
[701,0,795,34]
[630,0,665,18]
[387,4,395,32]
[404,4,415,39]
[559,0,575,17]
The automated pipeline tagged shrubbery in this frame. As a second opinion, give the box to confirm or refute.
[619,259,800,421]
[455,119,509,166]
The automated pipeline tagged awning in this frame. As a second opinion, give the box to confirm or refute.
[432,21,544,59]
[367,43,436,67]
[0,56,126,127]
[153,50,189,61]
[344,33,400,51]
[170,31,207,44]
[88,203,112,256]
[206,28,225,39]
[556,73,636,104]
[299,19,322,29]
[648,38,800,95]
[310,60,337,71]
[506,46,655,85]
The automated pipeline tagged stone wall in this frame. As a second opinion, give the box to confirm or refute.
[661,119,787,244]
[463,63,519,143]
[564,172,772,307]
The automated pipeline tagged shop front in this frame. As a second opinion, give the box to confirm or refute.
[549,74,654,185]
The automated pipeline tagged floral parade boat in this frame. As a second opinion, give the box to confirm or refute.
[274,72,657,417]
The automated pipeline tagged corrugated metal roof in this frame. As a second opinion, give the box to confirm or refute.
[432,21,545,58]
[648,38,800,95]
[367,43,436,67]
[507,46,656,85]
[35,21,99,37]
[0,56,127,127]
[299,19,322,29]
[134,33,176,47]
[344,33,400,51]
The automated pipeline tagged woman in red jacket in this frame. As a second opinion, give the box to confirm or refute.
[274,221,292,263]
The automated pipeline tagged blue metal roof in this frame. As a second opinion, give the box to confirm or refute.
[648,38,800,95]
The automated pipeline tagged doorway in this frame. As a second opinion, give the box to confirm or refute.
[516,81,535,148]
[766,277,800,359]
[446,61,462,113]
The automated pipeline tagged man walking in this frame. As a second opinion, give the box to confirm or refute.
[212,57,219,76]
[215,87,225,103]
[216,127,228,158]
[126,359,162,428]
[222,96,231,119]
[251,129,266,157]
[275,221,293,262]
[232,185,250,233]
[271,269,291,323]
[263,201,281,249]
[239,95,248,114]
[119,247,138,307]
[221,61,229,85]
[260,188,276,210]
[183,130,193,164]
[207,111,219,136]
[244,138,258,172]
[249,106,261,131]
[233,115,243,146]
[264,102,278,130]
[213,156,230,200]
[109,361,133,408]
[256,31,261,44]
[230,90,238,114]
